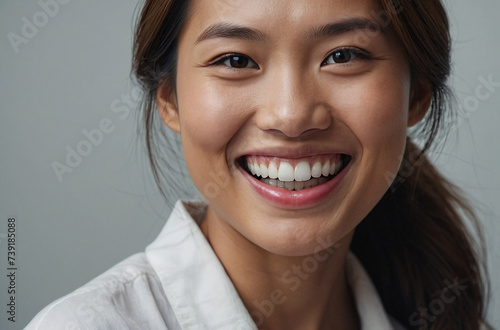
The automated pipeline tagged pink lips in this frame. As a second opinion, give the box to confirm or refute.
[238,159,350,210]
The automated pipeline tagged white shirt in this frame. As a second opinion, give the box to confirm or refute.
[27,200,405,330]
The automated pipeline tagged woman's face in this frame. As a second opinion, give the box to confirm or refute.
[160,0,426,256]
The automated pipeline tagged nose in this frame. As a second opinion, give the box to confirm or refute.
[255,65,332,138]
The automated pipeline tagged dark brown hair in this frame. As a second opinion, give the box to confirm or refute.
[132,0,489,328]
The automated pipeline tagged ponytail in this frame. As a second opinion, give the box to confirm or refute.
[351,139,488,329]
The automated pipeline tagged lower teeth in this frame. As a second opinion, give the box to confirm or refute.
[260,176,332,191]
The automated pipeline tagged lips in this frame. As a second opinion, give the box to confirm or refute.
[235,151,351,208]
[237,153,351,208]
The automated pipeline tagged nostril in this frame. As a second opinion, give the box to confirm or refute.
[261,124,330,139]
[257,103,333,139]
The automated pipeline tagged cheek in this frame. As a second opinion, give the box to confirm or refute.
[177,82,238,151]
[175,70,255,192]
[340,72,411,146]
[327,68,412,213]
[325,67,411,187]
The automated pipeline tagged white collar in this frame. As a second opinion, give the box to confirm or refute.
[146,200,399,330]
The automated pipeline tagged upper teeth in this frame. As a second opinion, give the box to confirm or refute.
[246,157,343,182]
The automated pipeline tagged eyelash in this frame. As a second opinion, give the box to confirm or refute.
[209,47,374,70]
[210,53,259,70]
[321,47,374,66]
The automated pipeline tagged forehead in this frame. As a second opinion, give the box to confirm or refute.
[184,0,384,38]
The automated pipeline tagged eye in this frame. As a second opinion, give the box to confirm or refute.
[322,48,366,65]
[213,54,259,69]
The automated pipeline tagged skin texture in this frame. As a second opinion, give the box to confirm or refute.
[157,0,431,328]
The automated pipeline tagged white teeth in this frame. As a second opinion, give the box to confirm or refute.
[246,155,348,189]
[329,161,336,175]
[248,160,256,175]
[254,161,261,176]
[311,162,322,178]
[268,162,278,179]
[278,162,294,182]
[260,164,268,178]
[294,161,311,181]
[322,160,330,177]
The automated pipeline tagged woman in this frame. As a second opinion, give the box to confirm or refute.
[27,0,489,329]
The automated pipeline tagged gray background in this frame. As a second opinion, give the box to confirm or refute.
[0,0,499,329]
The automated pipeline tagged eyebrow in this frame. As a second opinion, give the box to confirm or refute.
[306,17,384,40]
[195,17,383,44]
[196,22,267,44]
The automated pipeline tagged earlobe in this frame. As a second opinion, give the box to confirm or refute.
[156,83,181,133]
[408,79,433,127]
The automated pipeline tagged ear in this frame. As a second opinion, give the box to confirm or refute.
[407,78,433,127]
[156,82,181,133]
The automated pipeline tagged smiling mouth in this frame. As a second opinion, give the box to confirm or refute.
[238,154,352,191]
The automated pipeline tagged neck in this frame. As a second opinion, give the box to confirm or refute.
[201,207,360,330]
